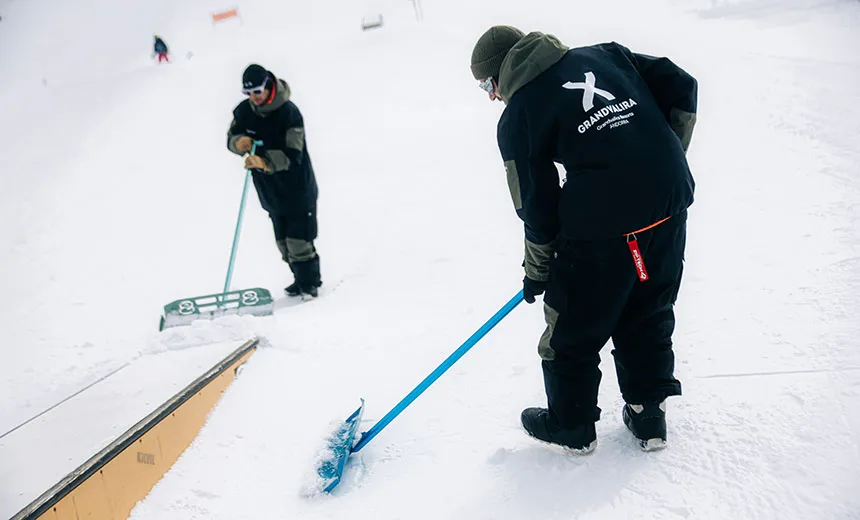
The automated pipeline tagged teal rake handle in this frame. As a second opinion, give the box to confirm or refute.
[223,140,263,295]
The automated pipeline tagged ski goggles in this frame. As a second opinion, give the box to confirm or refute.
[478,77,495,95]
[242,77,270,96]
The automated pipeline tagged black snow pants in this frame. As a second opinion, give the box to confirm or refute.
[540,211,687,429]
[270,208,321,290]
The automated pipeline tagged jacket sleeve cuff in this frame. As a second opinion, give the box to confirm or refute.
[524,238,555,281]
[264,150,291,172]
[227,134,244,155]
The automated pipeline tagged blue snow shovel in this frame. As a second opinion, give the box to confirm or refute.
[316,290,525,492]
[159,140,274,330]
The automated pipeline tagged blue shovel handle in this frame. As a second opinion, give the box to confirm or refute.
[352,289,525,452]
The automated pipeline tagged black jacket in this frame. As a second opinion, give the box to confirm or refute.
[154,38,168,54]
[497,35,696,247]
[227,79,318,215]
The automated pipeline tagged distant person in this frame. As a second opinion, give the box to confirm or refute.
[226,64,322,299]
[470,26,697,453]
[153,35,169,63]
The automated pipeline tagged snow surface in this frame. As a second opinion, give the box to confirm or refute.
[0,340,241,517]
[1,0,859,518]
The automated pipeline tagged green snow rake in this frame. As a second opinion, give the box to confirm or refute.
[159,141,273,331]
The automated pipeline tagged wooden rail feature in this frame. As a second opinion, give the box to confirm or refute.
[10,338,259,520]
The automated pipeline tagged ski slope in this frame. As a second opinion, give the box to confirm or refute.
[1,0,859,518]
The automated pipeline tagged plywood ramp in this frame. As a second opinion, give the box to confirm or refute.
[11,338,259,520]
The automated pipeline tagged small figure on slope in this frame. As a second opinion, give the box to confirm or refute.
[153,35,169,63]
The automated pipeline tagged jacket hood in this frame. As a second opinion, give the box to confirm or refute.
[250,78,291,116]
[498,32,569,103]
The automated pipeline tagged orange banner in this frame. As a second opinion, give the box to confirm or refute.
[212,8,239,23]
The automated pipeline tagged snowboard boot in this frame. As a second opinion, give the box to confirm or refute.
[283,255,302,297]
[284,281,302,297]
[285,279,322,298]
[622,400,667,451]
[521,407,597,454]
[291,256,322,299]
[301,285,318,300]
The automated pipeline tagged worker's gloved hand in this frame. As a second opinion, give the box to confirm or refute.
[235,136,254,153]
[244,154,269,172]
[523,276,547,304]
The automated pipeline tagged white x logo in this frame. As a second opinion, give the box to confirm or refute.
[563,72,615,112]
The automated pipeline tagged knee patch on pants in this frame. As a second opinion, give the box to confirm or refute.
[276,238,316,264]
[538,303,559,361]
[276,239,290,263]
[277,237,316,265]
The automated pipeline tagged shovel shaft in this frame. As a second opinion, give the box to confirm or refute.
[223,141,263,296]
[352,289,525,452]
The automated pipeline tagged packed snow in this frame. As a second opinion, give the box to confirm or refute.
[1,0,859,518]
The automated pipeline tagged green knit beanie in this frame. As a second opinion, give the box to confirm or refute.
[470,25,526,80]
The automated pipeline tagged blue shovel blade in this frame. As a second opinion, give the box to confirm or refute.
[318,399,365,493]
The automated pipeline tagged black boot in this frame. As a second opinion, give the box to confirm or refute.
[521,407,597,454]
[284,262,301,297]
[291,256,322,299]
[284,280,301,297]
[622,401,667,451]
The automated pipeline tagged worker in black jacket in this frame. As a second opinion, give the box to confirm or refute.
[227,64,322,298]
[470,26,697,453]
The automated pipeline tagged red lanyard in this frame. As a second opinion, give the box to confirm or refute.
[624,217,670,283]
